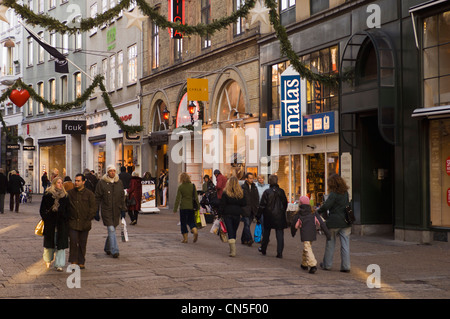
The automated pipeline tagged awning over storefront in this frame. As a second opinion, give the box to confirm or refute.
[38,136,66,146]
[411,105,450,118]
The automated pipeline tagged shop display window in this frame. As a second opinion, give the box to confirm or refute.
[429,119,450,227]
[93,141,106,177]
[40,143,66,182]
[305,153,325,207]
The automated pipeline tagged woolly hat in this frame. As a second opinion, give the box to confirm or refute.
[299,196,310,205]
[106,164,116,172]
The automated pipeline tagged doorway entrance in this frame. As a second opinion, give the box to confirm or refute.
[359,114,394,226]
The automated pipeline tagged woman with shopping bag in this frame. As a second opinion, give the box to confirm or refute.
[173,172,200,243]
[219,176,246,257]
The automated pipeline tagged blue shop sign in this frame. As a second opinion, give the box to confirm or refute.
[280,74,302,137]
[303,112,336,136]
[266,120,282,140]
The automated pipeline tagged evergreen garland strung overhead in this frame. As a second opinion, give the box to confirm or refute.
[0,75,143,143]
[0,0,341,142]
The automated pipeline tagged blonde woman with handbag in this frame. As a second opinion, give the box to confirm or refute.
[39,177,70,271]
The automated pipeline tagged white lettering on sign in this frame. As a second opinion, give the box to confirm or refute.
[281,77,301,135]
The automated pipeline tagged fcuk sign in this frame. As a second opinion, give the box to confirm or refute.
[280,71,301,137]
[62,120,87,135]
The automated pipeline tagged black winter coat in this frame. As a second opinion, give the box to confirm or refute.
[257,184,288,230]
[8,174,25,194]
[0,173,7,194]
[220,192,246,217]
[241,182,259,218]
[291,204,331,241]
[40,193,70,249]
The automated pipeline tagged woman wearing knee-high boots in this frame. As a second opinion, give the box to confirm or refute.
[219,176,246,257]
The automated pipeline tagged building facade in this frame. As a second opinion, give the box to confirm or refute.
[85,0,142,178]
[141,0,262,207]
[0,5,25,180]
[259,0,449,242]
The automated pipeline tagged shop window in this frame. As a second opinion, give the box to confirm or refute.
[217,81,245,122]
[304,45,339,114]
[355,39,377,85]
[92,141,106,177]
[429,119,450,227]
[40,143,66,185]
[280,0,296,26]
[423,10,450,108]
[272,155,291,198]
[270,61,290,121]
[305,153,325,207]
[291,155,301,203]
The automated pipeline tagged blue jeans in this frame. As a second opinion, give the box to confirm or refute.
[322,227,351,271]
[241,216,253,244]
[43,232,66,268]
[179,209,196,234]
[104,226,119,255]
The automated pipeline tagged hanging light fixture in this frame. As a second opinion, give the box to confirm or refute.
[187,101,196,115]
[161,106,170,121]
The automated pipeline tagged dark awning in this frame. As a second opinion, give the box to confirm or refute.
[148,130,169,146]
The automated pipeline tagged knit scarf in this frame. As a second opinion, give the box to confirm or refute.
[47,187,66,212]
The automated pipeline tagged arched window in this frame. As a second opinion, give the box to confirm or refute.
[217,81,245,122]
[152,100,167,132]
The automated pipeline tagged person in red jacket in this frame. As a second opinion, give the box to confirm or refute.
[127,172,142,225]
[214,169,227,199]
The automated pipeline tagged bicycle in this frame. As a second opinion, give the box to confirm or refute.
[20,185,33,203]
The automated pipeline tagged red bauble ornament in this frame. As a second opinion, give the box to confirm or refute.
[9,89,30,108]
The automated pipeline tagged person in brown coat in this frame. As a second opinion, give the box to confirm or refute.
[68,174,97,269]
[127,171,142,225]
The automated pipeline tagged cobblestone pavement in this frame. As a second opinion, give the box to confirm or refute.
[1,195,450,300]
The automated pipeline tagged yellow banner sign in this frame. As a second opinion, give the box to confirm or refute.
[187,78,208,101]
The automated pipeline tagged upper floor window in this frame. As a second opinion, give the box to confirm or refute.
[152,21,159,69]
[128,44,138,84]
[38,0,44,13]
[174,38,182,62]
[117,51,123,88]
[310,0,329,16]
[201,0,211,49]
[27,37,33,66]
[74,72,82,99]
[280,0,296,26]
[38,32,45,63]
[423,10,450,108]
[234,0,244,35]
[90,3,98,36]
[49,0,56,9]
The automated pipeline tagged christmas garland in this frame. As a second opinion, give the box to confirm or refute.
[0,75,143,142]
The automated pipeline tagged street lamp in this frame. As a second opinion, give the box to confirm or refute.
[188,101,196,125]
[161,106,176,129]
[162,106,170,121]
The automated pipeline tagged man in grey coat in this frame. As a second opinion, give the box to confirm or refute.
[95,164,125,258]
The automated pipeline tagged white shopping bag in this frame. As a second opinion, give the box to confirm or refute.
[121,217,129,242]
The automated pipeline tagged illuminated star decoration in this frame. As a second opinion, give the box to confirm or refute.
[0,5,10,24]
[124,9,147,32]
[249,0,270,26]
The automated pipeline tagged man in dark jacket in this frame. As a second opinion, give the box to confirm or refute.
[95,164,125,258]
[257,175,288,258]
[241,172,259,246]
[119,166,132,189]
[8,170,25,213]
[68,173,97,269]
[0,169,7,214]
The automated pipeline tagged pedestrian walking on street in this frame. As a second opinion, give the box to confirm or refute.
[127,171,142,225]
[173,172,200,243]
[219,176,246,257]
[68,174,97,269]
[255,175,270,239]
[241,172,259,246]
[95,164,126,258]
[7,170,24,213]
[41,172,50,193]
[39,177,70,271]
[119,166,132,190]
[63,176,74,192]
[158,169,168,207]
[213,169,227,199]
[257,175,288,258]
[292,196,331,274]
[0,169,7,214]
[318,174,352,273]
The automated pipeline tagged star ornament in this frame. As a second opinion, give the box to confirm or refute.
[249,0,270,26]
[0,5,10,24]
[124,9,147,32]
